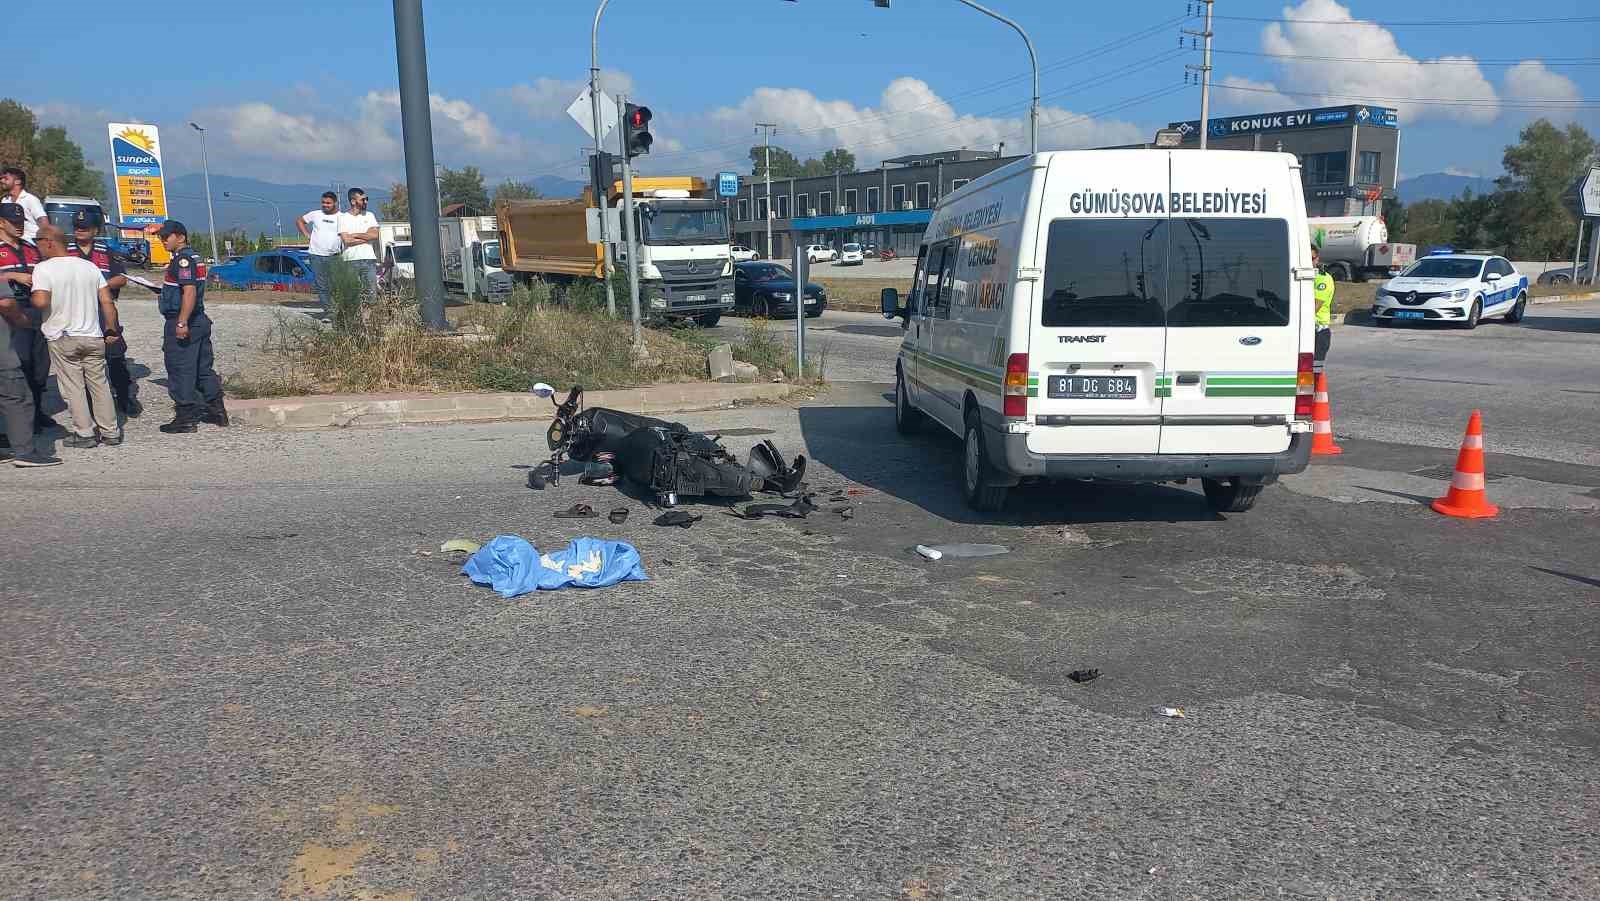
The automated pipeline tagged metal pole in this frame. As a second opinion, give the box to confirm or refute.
[224,191,282,246]
[792,236,808,378]
[1183,1,1215,150]
[1573,219,1585,287]
[1586,217,1599,286]
[756,123,777,259]
[592,0,618,318]
[189,123,220,261]
[618,94,644,350]
[392,0,447,330]
[953,0,1037,153]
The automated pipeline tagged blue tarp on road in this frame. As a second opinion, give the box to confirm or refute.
[462,535,648,598]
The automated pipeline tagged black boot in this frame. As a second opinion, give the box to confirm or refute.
[202,400,230,427]
[159,417,199,434]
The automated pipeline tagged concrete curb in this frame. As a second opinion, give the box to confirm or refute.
[230,382,794,430]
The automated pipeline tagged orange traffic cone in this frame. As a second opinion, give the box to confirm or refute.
[1431,410,1499,519]
[1310,372,1342,456]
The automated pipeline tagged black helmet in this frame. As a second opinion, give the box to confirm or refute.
[72,208,105,230]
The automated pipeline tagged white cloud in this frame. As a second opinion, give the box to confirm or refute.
[659,77,1146,174]
[504,70,635,121]
[1442,166,1481,177]
[1254,0,1500,124]
[1503,61,1582,106]
[1213,76,1299,115]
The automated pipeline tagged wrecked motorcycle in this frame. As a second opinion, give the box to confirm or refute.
[535,384,805,506]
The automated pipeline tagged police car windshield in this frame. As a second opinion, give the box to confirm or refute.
[1403,258,1482,279]
[1041,218,1289,328]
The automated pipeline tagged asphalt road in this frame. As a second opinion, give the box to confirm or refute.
[713,300,1600,463]
[4,374,1598,897]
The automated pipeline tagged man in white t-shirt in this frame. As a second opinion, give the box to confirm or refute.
[296,191,343,315]
[1,167,49,241]
[337,187,380,300]
[30,226,121,447]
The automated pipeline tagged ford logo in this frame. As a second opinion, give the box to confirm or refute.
[1239,336,1262,346]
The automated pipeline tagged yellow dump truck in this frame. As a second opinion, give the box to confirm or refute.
[498,176,735,325]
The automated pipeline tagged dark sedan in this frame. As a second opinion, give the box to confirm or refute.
[733,261,827,318]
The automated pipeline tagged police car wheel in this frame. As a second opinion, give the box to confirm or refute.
[1462,300,1482,330]
[1504,294,1527,324]
[1202,477,1263,513]
[962,409,1007,513]
[894,366,923,435]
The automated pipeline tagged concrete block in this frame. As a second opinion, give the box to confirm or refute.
[707,343,736,381]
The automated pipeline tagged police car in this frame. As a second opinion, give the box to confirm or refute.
[1372,254,1529,329]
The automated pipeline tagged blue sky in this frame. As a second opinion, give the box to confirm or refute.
[17,0,1598,193]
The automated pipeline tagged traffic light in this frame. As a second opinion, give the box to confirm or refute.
[623,103,653,158]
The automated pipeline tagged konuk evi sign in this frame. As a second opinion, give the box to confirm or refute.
[107,122,169,226]
[1168,104,1398,142]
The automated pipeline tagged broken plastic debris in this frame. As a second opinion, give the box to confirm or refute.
[440,538,482,556]
[1068,668,1101,684]
[1151,706,1187,719]
[915,545,943,560]
[921,543,1010,559]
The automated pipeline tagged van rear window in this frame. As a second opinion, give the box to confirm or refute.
[1040,219,1167,327]
[1041,217,1290,328]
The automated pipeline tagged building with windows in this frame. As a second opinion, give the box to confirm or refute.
[1164,104,1401,217]
[727,104,1401,257]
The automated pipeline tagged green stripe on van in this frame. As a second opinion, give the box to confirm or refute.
[1204,376,1298,386]
[1204,387,1297,397]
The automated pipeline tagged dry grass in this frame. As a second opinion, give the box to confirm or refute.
[814,276,907,313]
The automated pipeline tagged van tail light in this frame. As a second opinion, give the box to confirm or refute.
[1003,353,1029,418]
[1294,352,1315,419]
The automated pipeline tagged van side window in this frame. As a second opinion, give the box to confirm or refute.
[932,240,957,320]
[1167,218,1291,327]
[909,245,930,315]
[921,244,947,318]
[1040,219,1166,327]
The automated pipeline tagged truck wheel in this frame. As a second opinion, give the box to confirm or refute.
[694,312,722,328]
[962,408,1008,513]
[895,366,923,435]
[1202,477,1263,513]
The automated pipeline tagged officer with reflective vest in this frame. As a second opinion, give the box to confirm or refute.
[1312,245,1335,370]
[148,220,227,433]
[68,208,142,418]
[0,201,53,432]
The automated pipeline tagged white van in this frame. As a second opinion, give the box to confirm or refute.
[882,150,1316,513]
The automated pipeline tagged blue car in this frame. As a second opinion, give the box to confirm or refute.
[208,250,317,292]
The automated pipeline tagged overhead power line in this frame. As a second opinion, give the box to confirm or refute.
[1213,14,1600,27]
[1212,48,1600,67]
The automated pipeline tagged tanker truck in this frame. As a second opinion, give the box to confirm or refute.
[497,176,734,326]
[1308,216,1416,282]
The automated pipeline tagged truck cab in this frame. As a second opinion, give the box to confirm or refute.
[615,188,735,325]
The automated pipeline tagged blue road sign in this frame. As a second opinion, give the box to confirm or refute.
[717,171,739,198]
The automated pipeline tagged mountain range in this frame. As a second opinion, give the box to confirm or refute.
[1394,172,1500,204]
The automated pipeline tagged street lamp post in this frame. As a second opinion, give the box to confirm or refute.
[223,190,282,246]
[188,122,221,260]
[951,1,1038,153]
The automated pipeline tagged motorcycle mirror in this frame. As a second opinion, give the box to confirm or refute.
[530,383,555,398]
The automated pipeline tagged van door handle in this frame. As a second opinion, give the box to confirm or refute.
[1176,373,1201,386]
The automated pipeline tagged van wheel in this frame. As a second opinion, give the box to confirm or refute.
[1202,478,1263,513]
[962,409,1008,513]
[1503,293,1527,324]
[895,367,923,435]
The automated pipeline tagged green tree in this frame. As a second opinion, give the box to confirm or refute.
[257,231,274,250]
[1450,189,1502,252]
[439,165,490,214]
[491,178,540,208]
[819,148,856,174]
[380,182,409,219]
[749,145,805,178]
[1488,119,1597,259]
[1402,199,1456,248]
[0,99,107,198]
[1381,197,1407,242]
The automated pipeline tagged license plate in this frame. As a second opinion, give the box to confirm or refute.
[1394,310,1425,319]
[686,294,706,304]
[1048,375,1137,399]
[805,297,816,305]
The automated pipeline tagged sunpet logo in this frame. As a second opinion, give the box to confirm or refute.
[1057,335,1107,344]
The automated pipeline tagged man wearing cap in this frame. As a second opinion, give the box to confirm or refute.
[297,191,343,317]
[0,201,53,433]
[30,226,122,448]
[150,220,227,433]
[68,208,142,418]
[1312,246,1334,370]
[1,167,48,241]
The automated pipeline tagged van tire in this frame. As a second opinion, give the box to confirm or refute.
[894,367,923,435]
[1202,477,1263,513]
[962,409,1008,513]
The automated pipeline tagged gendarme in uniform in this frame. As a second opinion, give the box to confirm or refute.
[67,209,140,416]
[152,220,227,432]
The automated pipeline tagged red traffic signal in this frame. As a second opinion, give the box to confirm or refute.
[623,103,653,158]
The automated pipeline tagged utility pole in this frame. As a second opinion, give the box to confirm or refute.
[188,123,220,262]
[1185,0,1215,149]
[755,123,778,260]
[592,0,618,318]
[392,0,448,330]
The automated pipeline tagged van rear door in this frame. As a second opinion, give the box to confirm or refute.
[1159,154,1298,455]
[1027,213,1169,457]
